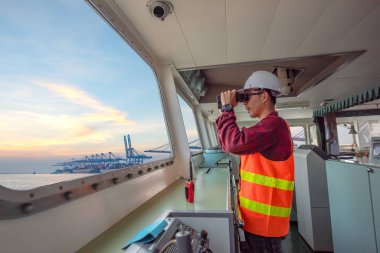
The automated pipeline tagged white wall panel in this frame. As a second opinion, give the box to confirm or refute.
[227,0,279,63]
[297,0,379,55]
[260,0,331,59]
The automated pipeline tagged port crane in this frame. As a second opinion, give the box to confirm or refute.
[124,134,152,165]
[53,135,152,173]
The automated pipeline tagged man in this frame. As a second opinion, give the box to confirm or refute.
[216,71,294,253]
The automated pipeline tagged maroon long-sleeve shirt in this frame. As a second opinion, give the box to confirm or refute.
[215,111,292,161]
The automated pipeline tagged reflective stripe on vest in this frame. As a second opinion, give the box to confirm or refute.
[240,170,294,191]
[240,196,291,217]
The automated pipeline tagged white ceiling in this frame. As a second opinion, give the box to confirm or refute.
[95,0,380,121]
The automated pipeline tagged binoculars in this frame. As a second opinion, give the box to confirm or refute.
[216,90,251,109]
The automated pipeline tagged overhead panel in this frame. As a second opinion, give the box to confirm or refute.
[226,0,279,63]
[179,52,363,104]
[114,0,195,68]
[332,4,380,52]
[90,0,380,110]
[260,0,332,59]
[174,0,227,67]
[296,0,379,56]
[331,5,380,79]
[301,76,380,106]
[331,44,380,80]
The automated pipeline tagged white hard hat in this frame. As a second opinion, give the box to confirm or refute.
[243,71,282,97]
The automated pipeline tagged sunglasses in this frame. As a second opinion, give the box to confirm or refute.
[236,90,263,102]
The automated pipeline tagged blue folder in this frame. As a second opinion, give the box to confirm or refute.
[122,219,168,249]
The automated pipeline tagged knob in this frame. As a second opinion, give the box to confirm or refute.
[21,203,34,213]
[64,191,75,200]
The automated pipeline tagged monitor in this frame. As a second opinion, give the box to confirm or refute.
[369,137,380,164]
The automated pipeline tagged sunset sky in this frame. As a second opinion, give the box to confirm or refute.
[0,1,199,173]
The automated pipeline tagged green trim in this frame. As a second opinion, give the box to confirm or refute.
[313,86,380,117]
[240,196,291,217]
[240,170,294,191]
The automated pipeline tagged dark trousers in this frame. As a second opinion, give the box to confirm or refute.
[244,231,284,253]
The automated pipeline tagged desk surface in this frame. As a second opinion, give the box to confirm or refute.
[77,167,230,253]
[329,158,380,168]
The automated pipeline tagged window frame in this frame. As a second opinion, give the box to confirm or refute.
[0,0,176,219]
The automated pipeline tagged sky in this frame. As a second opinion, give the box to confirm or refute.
[0,1,198,173]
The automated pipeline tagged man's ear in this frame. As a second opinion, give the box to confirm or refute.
[261,90,269,103]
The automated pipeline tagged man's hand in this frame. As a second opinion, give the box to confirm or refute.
[221,90,238,107]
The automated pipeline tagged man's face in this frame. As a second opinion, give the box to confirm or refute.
[242,88,263,118]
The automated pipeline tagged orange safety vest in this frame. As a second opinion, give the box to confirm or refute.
[239,137,294,237]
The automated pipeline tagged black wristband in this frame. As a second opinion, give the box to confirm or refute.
[221,104,233,112]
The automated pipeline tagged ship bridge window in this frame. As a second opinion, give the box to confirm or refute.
[0,1,171,189]
[337,119,380,153]
[290,126,306,148]
[337,123,356,153]
[355,119,380,149]
[177,94,202,154]
[309,124,318,146]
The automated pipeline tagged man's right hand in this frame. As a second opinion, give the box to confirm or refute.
[221,90,238,107]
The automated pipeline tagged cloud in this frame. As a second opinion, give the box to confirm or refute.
[186,130,200,140]
[0,81,134,157]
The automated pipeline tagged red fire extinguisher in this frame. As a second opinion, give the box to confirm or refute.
[185,179,194,203]
[185,158,195,203]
